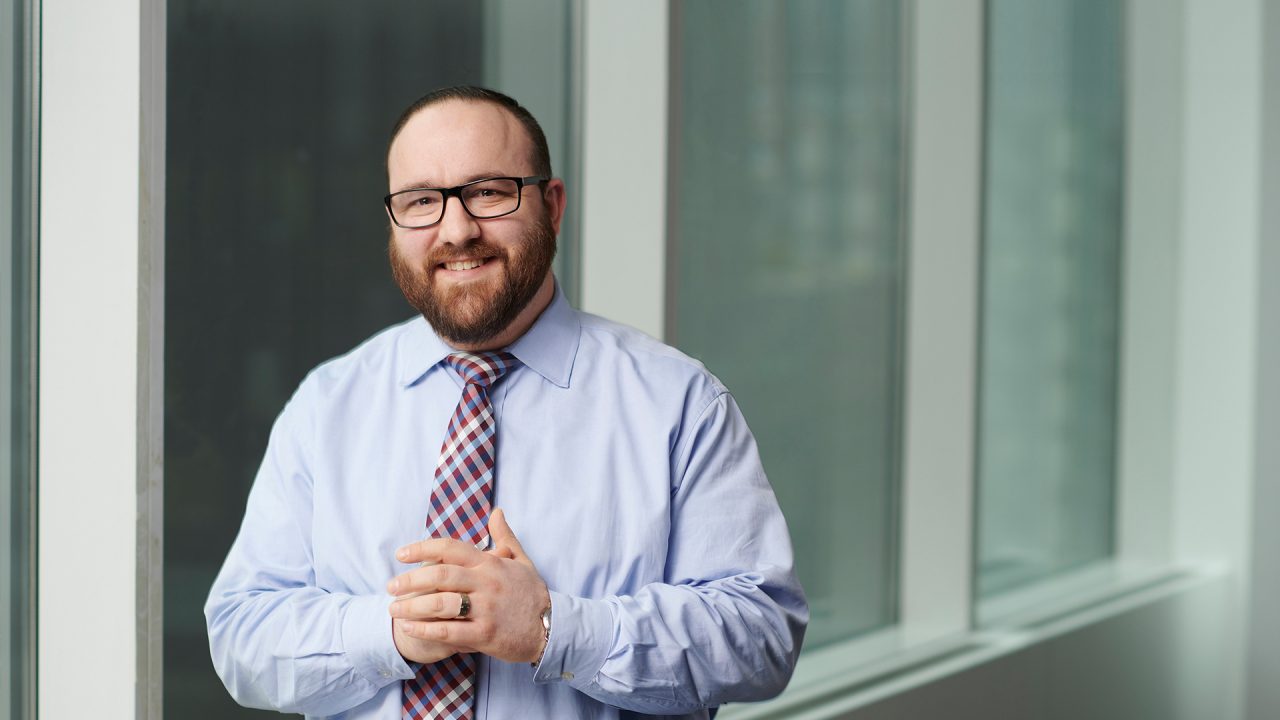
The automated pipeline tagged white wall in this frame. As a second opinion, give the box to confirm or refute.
[1170,0,1264,714]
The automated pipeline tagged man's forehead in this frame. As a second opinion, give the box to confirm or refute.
[388,99,533,185]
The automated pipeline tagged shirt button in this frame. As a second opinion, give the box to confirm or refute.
[380,670,391,678]
[561,671,574,681]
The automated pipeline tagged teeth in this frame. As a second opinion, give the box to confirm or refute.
[444,259,485,271]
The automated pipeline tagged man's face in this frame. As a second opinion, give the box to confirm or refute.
[386,100,564,346]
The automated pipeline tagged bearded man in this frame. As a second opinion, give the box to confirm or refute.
[206,86,807,720]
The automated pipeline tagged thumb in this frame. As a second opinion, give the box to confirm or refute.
[488,508,530,563]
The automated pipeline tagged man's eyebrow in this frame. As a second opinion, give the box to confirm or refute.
[391,172,511,194]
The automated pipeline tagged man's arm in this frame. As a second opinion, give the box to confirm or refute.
[391,391,808,714]
[204,390,453,715]
[542,391,808,712]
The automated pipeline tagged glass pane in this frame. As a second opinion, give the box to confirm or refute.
[976,0,1124,599]
[1,0,35,715]
[164,2,573,716]
[670,0,905,647]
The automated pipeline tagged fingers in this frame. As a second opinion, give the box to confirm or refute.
[395,617,488,649]
[390,621,474,665]
[488,508,530,563]
[389,591,470,621]
[387,561,473,596]
[396,536,486,567]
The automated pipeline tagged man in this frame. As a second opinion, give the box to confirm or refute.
[206,86,807,720]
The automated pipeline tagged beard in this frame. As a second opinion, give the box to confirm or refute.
[389,213,557,347]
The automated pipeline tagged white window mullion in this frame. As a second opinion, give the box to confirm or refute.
[39,2,150,718]
[898,0,985,645]
[734,9,989,715]
[1115,0,1185,570]
[578,0,668,339]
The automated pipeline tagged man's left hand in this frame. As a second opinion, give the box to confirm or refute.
[387,508,550,664]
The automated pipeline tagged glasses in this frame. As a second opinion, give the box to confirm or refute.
[384,175,549,229]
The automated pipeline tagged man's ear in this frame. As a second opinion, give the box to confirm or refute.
[542,178,567,236]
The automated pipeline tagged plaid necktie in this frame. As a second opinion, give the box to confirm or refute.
[403,351,520,720]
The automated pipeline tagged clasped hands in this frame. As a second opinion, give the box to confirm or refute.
[388,508,550,665]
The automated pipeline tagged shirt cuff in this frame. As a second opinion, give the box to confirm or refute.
[341,593,414,686]
[533,590,614,685]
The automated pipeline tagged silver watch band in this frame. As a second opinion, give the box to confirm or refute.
[531,605,551,668]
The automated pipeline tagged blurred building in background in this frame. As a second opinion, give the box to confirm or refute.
[6,0,1280,718]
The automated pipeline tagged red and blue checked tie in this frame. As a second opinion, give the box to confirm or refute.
[403,351,520,720]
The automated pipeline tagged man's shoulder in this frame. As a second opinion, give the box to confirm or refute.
[298,315,425,396]
[574,309,728,400]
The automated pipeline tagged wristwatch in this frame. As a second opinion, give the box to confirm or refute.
[531,605,552,668]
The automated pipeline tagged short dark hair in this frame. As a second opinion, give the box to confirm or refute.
[387,86,552,177]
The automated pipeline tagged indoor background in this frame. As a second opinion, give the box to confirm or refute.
[5,1,1280,718]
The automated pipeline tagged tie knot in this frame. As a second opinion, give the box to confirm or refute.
[445,351,520,389]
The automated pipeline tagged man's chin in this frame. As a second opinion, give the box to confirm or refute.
[433,281,500,318]
[420,289,512,346]
[432,321,505,348]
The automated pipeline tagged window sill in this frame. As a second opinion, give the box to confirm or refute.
[720,564,1214,720]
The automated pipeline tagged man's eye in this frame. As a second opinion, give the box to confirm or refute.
[413,196,439,206]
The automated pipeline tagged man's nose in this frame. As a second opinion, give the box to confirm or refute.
[436,194,480,245]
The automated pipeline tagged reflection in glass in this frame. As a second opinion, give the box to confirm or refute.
[671,0,905,648]
[976,0,1124,599]
[164,2,572,716]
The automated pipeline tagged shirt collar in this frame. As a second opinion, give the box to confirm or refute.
[398,279,580,389]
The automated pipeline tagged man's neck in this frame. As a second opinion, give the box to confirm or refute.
[447,271,556,353]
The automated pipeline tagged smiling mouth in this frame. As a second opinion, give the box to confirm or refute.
[439,257,493,271]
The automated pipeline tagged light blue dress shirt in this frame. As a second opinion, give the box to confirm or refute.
[205,284,808,719]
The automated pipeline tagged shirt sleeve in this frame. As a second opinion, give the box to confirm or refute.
[532,391,809,714]
[204,385,413,716]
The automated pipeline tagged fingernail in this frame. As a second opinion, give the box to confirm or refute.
[387,580,399,593]
[396,547,409,560]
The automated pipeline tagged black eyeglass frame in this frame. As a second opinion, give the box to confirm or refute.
[383,175,550,229]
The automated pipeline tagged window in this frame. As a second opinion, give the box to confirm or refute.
[27,1,1276,717]
[1,0,36,714]
[975,0,1124,601]
[163,1,575,715]
[669,0,906,648]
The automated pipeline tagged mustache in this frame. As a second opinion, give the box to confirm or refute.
[425,240,508,268]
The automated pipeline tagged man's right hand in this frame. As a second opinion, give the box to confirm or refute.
[392,623,467,665]
[390,591,470,664]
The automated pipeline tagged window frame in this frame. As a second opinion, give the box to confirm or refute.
[37,0,165,717]
[594,1,1187,717]
[706,1,990,715]
[4,0,40,715]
